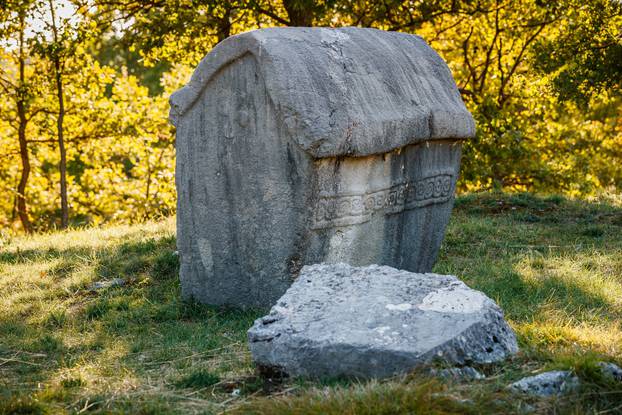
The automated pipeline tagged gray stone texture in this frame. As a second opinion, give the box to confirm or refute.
[597,362,622,382]
[88,278,125,291]
[170,27,475,307]
[509,371,580,397]
[247,263,518,379]
[430,366,486,382]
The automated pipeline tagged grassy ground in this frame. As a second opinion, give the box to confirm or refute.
[1,192,621,414]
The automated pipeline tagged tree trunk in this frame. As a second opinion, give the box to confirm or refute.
[216,6,232,43]
[283,0,314,26]
[49,0,69,229]
[17,113,32,233]
[55,60,68,229]
[16,11,32,233]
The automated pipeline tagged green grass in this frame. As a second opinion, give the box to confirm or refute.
[1,193,621,414]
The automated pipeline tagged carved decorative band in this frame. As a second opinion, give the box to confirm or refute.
[312,173,454,229]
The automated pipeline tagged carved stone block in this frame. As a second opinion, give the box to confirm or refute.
[170,27,475,307]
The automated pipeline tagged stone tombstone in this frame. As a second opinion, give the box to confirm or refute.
[170,27,475,308]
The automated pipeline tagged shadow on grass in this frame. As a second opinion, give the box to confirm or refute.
[0,230,262,413]
[438,192,622,354]
[454,191,622,227]
[470,266,613,322]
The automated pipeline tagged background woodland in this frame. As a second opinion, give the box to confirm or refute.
[1,0,621,232]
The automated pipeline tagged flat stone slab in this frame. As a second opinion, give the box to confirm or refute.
[509,371,580,397]
[248,263,518,379]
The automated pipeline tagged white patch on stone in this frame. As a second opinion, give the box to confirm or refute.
[375,326,391,334]
[418,287,487,313]
[319,28,351,43]
[386,303,413,311]
[272,305,289,315]
[325,228,361,263]
[197,238,214,273]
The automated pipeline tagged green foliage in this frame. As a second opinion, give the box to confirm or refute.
[153,249,180,280]
[234,380,484,415]
[1,0,621,232]
[84,298,111,320]
[407,0,621,194]
[533,0,622,106]
[94,34,171,95]
[173,369,221,389]
[60,376,85,388]
[34,334,63,353]
[44,309,67,327]
[0,396,48,415]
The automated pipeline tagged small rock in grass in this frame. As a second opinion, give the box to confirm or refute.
[88,278,125,291]
[597,362,622,382]
[509,370,580,397]
[431,366,485,381]
[519,403,536,414]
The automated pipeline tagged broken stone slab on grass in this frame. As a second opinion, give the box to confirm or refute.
[247,263,518,379]
[88,278,125,291]
[509,371,580,397]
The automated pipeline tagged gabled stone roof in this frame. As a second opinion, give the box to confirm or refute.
[170,27,475,158]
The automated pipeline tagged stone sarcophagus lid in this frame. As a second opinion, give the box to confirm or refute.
[170,27,475,308]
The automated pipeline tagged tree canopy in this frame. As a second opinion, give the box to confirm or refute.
[0,0,620,232]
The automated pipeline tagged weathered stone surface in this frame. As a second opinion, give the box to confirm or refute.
[597,362,622,382]
[247,263,518,379]
[88,278,125,291]
[430,366,485,382]
[171,27,475,307]
[509,371,580,397]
